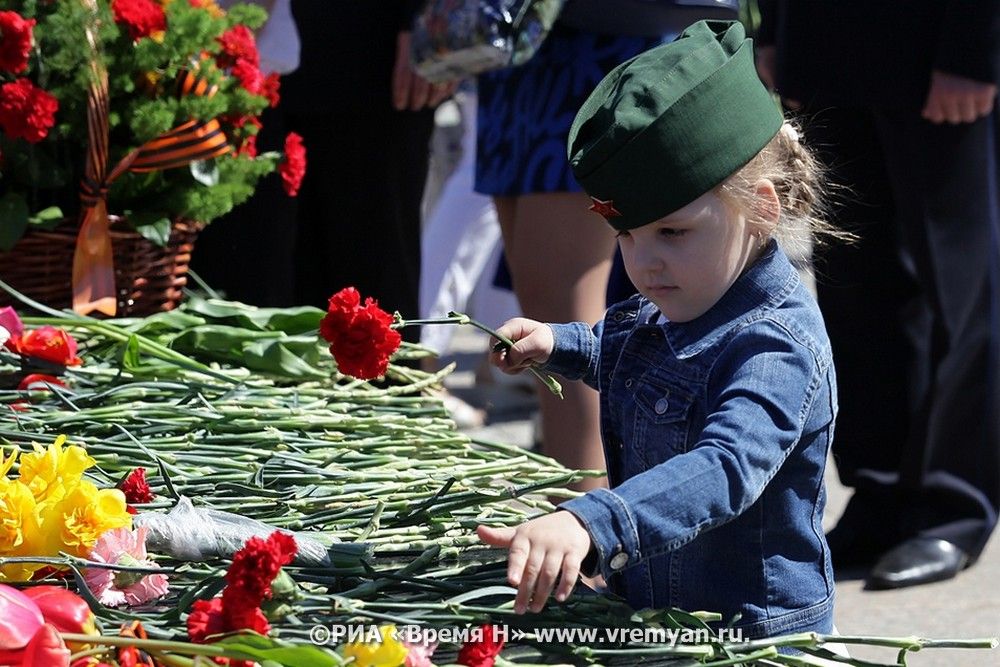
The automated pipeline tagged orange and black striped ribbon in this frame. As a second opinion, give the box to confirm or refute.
[72,46,233,315]
[176,59,219,98]
[130,118,231,172]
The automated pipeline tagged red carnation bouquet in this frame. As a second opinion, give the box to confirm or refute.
[0,0,306,312]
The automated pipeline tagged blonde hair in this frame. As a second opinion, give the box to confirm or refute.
[717,119,853,256]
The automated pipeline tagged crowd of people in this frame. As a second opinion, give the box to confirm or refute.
[193,0,999,635]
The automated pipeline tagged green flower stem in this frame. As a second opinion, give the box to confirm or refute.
[20,315,238,385]
[725,631,998,653]
[0,555,174,575]
[60,634,230,659]
[396,313,563,398]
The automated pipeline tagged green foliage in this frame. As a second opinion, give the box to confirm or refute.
[0,1,283,245]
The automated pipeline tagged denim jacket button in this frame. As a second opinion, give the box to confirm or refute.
[614,312,625,322]
[609,552,629,570]
[654,397,670,414]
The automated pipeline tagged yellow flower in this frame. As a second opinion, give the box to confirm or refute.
[341,625,409,667]
[38,481,131,558]
[18,435,95,503]
[0,446,17,480]
[0,480,45,581]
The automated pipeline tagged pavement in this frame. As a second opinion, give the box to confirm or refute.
[436,327,1000,666]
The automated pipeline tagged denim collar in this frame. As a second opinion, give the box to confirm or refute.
[641,240,800,358]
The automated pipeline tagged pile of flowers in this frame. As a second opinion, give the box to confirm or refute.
[0,435,133,582]
[0,0,306,252]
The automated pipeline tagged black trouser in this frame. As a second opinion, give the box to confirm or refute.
[191,104,298,307]
[285,108,434,344]
[808,107,1000,558]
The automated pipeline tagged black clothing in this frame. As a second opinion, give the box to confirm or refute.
[758,1,1000,559]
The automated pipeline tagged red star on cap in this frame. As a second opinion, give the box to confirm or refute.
[589,197,622,219]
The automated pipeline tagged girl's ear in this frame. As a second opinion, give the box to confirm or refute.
[753,179,781,234]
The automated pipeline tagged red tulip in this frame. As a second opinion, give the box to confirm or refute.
[20,623,71,666]
[16,374,66,391]
[21,587,97,650]
[0,584,43,651]
[15,326,82,366]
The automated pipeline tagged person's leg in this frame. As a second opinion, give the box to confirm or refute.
[804,107,916,566]
[866,108,1000,586]
[504,191,614,490]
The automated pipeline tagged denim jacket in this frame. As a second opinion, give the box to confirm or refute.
[544,241,836,638]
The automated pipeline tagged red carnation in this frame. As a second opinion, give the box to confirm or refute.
[0,78,58,143]
[187,533,296,666]
[328,305,401,380]
[278,132,306,197]
[319,287,402,380]
[237,134,257,158]
[216,25,258,70]
[186,597,226,643]
[15,325,82,366]
[457,625,505,667]
[111,0,166,41]
[119,467,155,509]
[223,532,297,608]
[231,58,263,95]
[261,72,280,108]
[0,11,35,74]
[319,287,362,343]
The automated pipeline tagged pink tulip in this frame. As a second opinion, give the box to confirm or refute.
[0,306,23,351]
[0,584,44,650]
[0,307,24,339]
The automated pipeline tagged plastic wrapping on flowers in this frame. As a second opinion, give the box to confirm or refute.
[0,286,997,666]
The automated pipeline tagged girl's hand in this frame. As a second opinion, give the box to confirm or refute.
[489,318,555,373]
[477,512,594,614]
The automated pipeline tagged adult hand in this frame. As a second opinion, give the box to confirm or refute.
[922,70,997,124]
[392,31,459,111]
[477,512,594,613]
[489,317,555,373]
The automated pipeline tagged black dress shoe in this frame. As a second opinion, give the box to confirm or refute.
[867,537,969,590]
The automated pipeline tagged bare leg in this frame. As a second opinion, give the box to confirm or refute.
[503,192,614,491]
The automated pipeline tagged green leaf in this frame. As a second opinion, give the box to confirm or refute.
[127,209,173,246]
[0,192,30,251]
[122,334,142,371]
[27,206,65,230]
[190,159,221,187]
[168,325,327,379]
[132,215,173,247]
[183,297,324,335]
[212,632,344,667]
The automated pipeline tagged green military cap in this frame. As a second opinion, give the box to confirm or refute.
[568,20,782,230]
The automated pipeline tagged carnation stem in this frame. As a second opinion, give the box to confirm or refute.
[394,313,563,399]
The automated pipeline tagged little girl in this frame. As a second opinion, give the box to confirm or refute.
[478,20,841,638]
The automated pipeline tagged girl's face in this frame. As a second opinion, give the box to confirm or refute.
[617,189,768,323]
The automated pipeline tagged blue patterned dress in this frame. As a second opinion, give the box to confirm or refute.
[475,23,667,195]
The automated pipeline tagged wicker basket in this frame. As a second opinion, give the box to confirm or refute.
[0,218,200,317]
